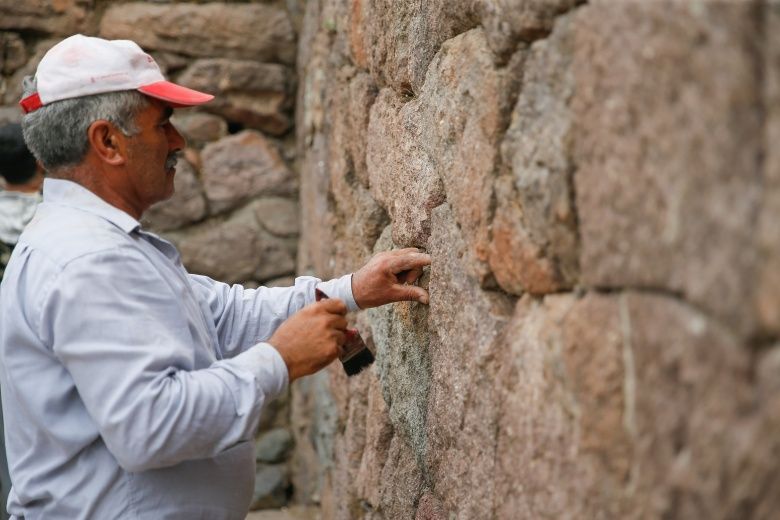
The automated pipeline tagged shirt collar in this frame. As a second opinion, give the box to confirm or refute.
[42,178,141,234]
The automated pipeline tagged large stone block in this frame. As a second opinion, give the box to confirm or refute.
[425,203,514,518]
[200,130,297,215]
[170,112,227,148]
[177,59,293,135]
[367,28,521,284]
[323,68,388,276]
[100,2,296,64]
[414,28,522,286]
[375,434,425,519]
[491,13,579,295]
[166,200,296,284]
[477,0,581,59]
[355,374,394,510]
[0,0,92,35]
[572,1,762,334]
[0,32,26,75]
[348,0,477,94]
[252,197,300,238]
[366,88,445,247]
[366,226,431,467]
[143,158,207,232]
[494,291,761,518]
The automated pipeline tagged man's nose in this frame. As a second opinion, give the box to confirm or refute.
[167,122,186,151]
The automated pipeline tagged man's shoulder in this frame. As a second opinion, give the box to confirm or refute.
[19,203,135,269]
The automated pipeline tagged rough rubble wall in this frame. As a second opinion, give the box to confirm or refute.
[294,1,780,518]
[0,0,303,510]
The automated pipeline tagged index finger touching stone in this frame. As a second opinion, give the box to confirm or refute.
[388,252,432,273]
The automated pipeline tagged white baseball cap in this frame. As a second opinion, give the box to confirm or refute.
[20,34,213,114]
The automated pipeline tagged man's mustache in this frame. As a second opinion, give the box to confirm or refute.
[165,151,181,170]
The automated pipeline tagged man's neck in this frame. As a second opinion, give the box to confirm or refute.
[4,182,41,194]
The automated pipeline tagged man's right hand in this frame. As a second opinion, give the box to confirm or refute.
[268,298,348,381]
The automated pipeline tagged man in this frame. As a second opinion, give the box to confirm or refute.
[0,122,44,280]
[0,122,43,520]
[0,34,430,520]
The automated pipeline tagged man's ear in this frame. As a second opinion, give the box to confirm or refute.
[87,120,126,167]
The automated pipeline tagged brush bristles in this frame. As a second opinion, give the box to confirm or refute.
[342,348,375,376]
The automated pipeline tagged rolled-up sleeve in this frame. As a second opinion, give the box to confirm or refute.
[39,246,287,473]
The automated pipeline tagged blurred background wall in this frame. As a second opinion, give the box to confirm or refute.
[1,1,779,519]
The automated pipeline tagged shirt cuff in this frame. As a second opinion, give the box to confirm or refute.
[227,342,289,401]
[316,273,360,312]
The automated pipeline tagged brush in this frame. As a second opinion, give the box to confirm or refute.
[315,288,375,376]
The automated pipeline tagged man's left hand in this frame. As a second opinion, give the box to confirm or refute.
[351,248,432,309]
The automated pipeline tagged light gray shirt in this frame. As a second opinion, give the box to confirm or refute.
[0,179,357,519]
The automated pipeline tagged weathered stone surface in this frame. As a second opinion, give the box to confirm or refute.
[324,67,388,276]
[1,38,57,106]
[100,3,296,64]
[250,464,289,510]
[255,428,294,464]
[148,50,190,77]
[177,59,293,135]
[0,0,92,35]
[166,200,296,284]
[355,374,394,510]
[366,225,431,467]
[320,368,372,520]
[0,106,20,125]
[417,28,521,285]
[344,72,377,188]
[171,111,227,148]
[0,32,26,75]
[253,197,300,238]
[296,133,337,280]
[366,88,445,247]
[349,0,477,94]
[573,2,762,335]
[491,14,578,295]
[290,370,339,504]
[200,131,297,215]
[477,0,581,59]
[366,28,522,283]
[291,0,778,517]
[425,203,514,518]
[143,158,207,232]
[415,492,448,520]
[755,4,780,334]
[494,291,761,519]
[375,434,425,519]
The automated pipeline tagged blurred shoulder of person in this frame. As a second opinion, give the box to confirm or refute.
[0,122,43,277]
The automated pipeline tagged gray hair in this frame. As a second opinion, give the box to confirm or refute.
[21,76,150,173]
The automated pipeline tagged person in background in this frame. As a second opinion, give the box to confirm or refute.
[0,121,43,520]
[0,122,43,281]
[0,34,430,520]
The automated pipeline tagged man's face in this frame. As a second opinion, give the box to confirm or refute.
[124,100,185,213]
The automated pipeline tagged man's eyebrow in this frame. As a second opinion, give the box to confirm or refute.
[158,106,173,124]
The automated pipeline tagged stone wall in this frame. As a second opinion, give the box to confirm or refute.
[0,0,302,510]
[294,1,780,519]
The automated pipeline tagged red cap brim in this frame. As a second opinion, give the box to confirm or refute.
[138,81,213,108]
